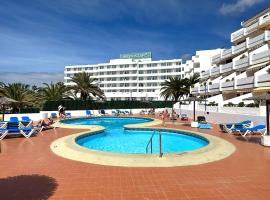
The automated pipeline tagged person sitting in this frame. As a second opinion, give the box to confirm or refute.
[37,118,55,127]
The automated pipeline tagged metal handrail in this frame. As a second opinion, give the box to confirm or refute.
[146,131,155,154]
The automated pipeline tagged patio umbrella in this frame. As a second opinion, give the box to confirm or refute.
[181,97,207,121]
[243,93,270,136]
[0,96,18,121]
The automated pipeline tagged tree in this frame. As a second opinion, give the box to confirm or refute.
[0,83,34,111]
[40,82,69,101]
[70,72,105,100]
[160,77,189,102]
[186,73,200,88]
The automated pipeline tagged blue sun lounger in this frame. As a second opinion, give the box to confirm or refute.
[234,124,266,137]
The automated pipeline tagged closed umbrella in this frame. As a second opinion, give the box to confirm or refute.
[0,96,18,121]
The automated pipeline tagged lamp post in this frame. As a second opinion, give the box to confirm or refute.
[204,81,207,112]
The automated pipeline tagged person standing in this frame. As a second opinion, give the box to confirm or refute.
[162,109,168,126]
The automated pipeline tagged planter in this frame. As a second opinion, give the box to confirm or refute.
[261,135,270,146]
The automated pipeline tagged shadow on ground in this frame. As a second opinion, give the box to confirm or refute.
[235,136,261,144]
[0,174,58,200]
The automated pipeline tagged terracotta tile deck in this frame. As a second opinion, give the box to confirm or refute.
[1,116,270,200]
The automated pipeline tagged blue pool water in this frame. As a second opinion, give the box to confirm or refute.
[64,117,208,154]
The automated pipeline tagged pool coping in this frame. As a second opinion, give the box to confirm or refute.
[50,116,236,167]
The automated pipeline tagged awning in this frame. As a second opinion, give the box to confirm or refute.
[246,61,270,72]
[253,87,270,92]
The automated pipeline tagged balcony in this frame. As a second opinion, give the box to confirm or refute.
[246,21,259,35]
[222,81,234,91]
[235,57,249,70]
[259,13,270,28]
[201,70,210,78]
[251,49,270,65]
[209,83,220,93]
[221,48,233,59]
[233,41,247,55]
[248,31,270,49]
[257,74,270,87]
[191,86,199,94]
[212,53,221,64]
[211,66,220,76]
[236,76,254,89]
[231,28,245,43]
[221,62,233,73]
[200,85,208,93]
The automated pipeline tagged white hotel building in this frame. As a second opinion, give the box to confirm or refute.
[64,50,219,101]
[191,7,270,105]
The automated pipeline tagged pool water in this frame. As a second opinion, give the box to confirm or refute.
[64,117,208,154]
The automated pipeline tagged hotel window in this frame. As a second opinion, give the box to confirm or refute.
[152,63,157,67]
[107,84,111,87]
[107,72,112,75]
[139,64,143,68]
[161,63,166,66]
[120,83,124,87]
[112,65,116,69]
[147,64,151,67]
[132,83,137,87]
[166,62,172,66]
[112,78,116,81]
[132,77,137,80]
[66,68,71,71]
[100,84,104,87]
[147,83,151,86]
[100,72,104,75]
[132,64,137,68]
[124,83,129,87]
[139,89,143,92]
[100,66,104,69]
[124,65,129,68]
[139,83,144,87]
[124,71,129,74]
[107,66,111,69]
[99,78,104,81]
[139,71,143,74]
[139,77,144,80]
[120,65,124,68]
[175,62,181,65]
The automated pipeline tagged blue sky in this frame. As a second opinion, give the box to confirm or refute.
[0,0,269,85]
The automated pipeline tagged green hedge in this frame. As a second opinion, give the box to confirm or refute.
[41,100,173,111]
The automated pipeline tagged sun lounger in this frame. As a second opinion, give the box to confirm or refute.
[125,110,130,115]
[220,120,253,133]
[100,109,109,116]
[180,114,188,121]
[234,124,266,137]
[50,113,58,118]
[85,110,93,117]
[0,122,37,140]
[65,112,72,118]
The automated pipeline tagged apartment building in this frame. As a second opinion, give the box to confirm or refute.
[191,7,270,106]
[64,50,219,101]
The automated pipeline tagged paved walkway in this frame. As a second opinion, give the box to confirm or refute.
[0,117,270,200]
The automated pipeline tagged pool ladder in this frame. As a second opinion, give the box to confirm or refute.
[145,130,162,157]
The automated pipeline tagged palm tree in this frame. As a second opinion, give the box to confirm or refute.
[186,73,200,88]
[0,83,34,111]
[40,82,70,101]
[160,77,189,102]
[70,72,105,100]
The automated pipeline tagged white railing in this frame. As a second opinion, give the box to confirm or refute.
[222,48,232,59]
[212,53,221,64]
[266,30,270,41]
[231,28,245,42]
[233,41,247,54]
[221,62,233,73]
[191,86,199,93]
[209,83,220,92]
[201,70,210,78]
[260,13,270,26]
[248,32,265,49]
[246,21,259,34]
[251,49,270,65]
[237,76,254,88]
[235,57,249,70]
[200,85,208,92]
[222,81,234,90]
[257,74,270,87]
[211,66,220,75]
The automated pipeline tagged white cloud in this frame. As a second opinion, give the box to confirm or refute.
[219,0,264,15]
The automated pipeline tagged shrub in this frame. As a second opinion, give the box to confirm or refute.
[238,102,245,107]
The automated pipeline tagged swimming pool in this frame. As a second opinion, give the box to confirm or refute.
[63,117,208,154]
